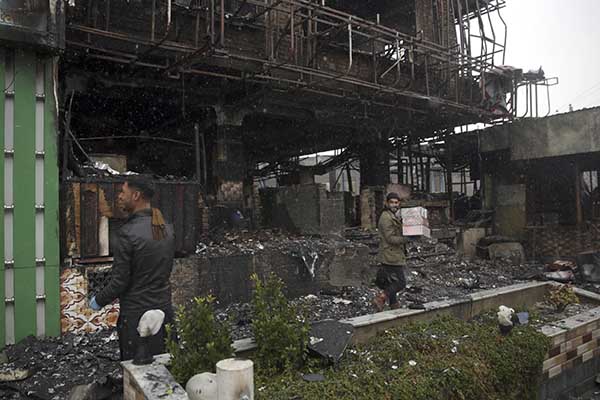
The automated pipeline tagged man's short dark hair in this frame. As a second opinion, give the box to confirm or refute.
[386,192,401,201]
[126,174,156,200]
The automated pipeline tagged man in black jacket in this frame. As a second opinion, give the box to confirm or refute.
[89,175,175,361]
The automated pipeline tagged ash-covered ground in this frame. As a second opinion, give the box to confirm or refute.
[0,230,591,398]
[0,330,122,400]
[218,254,545,340]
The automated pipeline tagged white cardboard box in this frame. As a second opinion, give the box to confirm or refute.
[402,215,429,227]
[400,207,428,219]
[403,225,431,238]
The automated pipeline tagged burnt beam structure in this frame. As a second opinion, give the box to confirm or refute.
[60,0,511,201]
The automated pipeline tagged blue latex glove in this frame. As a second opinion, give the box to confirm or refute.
[89,296,101,311]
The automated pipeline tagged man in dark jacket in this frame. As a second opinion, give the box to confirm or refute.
[89,175,175,361]
[373,192,408,311]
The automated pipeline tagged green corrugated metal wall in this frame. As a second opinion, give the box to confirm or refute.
[1,48,60,346]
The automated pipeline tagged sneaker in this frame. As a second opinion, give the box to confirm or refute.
[372,292,388,312]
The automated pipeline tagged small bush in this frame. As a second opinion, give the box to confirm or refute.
[165,296,233,384]
[251,273,309,374]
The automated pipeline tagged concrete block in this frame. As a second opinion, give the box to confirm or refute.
[122,355,188,400]
[487,242,525,264]
[458,228,486,259]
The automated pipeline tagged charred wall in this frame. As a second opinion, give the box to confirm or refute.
[61,180,203,260]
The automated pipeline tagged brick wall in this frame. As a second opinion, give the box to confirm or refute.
[539,303,600,399]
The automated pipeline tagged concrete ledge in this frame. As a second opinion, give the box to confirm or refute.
[343,281,553,344]
[122,354,188,400]
[231,282,559,349]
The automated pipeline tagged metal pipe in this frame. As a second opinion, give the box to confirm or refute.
[105,0,111,31]
[446,139,454,221]
[535,83,539,118]
[151,0,156,41]
[544,83,552,117]
[76,136,193,146]
[194,123,202,182]
[518,84,529,118]
[200,125,208,187]
[168,0,172,26]
[290,3,295,60]
[408,139,414,187]
[425,55,430,96]
[220,0,225,47]
[529,82,533,117]
[496,0,508,64]
[211,0,215,44]
[484,0,497,66]
[195,10,200,47]
[576,161,583,225]
[347,18,353,74]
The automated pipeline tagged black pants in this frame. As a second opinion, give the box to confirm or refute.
[117,306,174,361]
[375,265,406,305]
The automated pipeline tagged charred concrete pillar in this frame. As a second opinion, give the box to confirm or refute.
[208,106,256,229]
[358,140,390,229]
[359,140,390,188]
[212,107,247,206]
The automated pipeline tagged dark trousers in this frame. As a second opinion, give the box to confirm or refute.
[375,265,406,305]
[117,306,174,361]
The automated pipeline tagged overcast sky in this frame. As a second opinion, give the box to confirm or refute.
[502,0,600,115]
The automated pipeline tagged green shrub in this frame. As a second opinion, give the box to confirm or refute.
[165,296,234,384]
[251,273,309,374]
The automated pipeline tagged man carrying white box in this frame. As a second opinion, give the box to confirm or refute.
[373,192,408,311]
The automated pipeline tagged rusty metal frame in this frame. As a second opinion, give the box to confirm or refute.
[64,0,509,120]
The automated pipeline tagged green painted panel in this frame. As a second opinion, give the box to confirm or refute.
[13,50,37,342]
[44,266,59,336]
[0,49,6,347]
[13,267,35,341]
[44,58,60,337]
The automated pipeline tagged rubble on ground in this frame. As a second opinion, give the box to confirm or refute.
[195,229,347,258]
[0,330,121,400]
[217,232,548,340]
[5,229,600,398]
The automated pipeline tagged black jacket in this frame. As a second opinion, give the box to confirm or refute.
[96,209,174,314]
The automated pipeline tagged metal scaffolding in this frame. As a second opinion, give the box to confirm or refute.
[65,0,510,119]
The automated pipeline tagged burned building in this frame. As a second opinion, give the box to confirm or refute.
[0,0,557,345]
